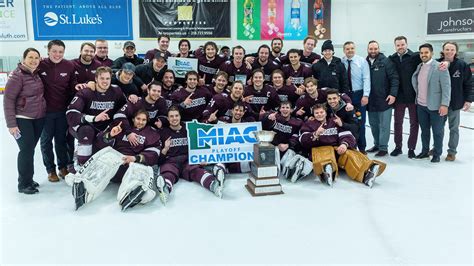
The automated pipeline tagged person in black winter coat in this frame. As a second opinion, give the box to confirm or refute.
[311,40,349,94]
[111,41,145,72]
[366,41,399,156]
[437,41,473,161]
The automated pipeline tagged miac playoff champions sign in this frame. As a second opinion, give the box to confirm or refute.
[186,121,262,165]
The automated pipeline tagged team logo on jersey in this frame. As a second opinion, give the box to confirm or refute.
[60,73,68,77]
[41,72,47,76]
[452,70,461,78]
[186,120,262,164]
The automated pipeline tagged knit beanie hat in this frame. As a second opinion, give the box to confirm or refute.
[321,40,334,52]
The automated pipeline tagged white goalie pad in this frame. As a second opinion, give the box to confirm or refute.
[117,163,157,205]
[278,148,296,178]
[297,155,314,177]
[65,146,123,204]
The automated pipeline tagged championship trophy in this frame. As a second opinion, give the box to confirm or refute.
[245,130,283,196]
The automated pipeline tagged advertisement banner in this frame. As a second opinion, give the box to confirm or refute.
[0,0,28,41]
[237,0,261,40]
[283,0,308,40]
[0,72,8,94]
[139,0,231,39]
[308,0,331,40]
[167,57,198,78]
[260,0,284,40]
[186,120,262,165]
[31,0,133,40]
[427,9,474,35]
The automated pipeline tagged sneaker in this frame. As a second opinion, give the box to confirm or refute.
[366,146,379,153]
[363,164,380,188]
[431,156,440,163]
[18,185,39,194]
[408,149,416,159]
[290,159,304,183]
[375,151,388,157]
[445,154,455,161]
[415,152,430,160]
[210,168,225,198]
[48,171,60,182]
[155,175,170,205]
[58,168,69,179]
[390,147,402,157]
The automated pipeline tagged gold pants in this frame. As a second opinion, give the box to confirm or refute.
[311,147,387,183]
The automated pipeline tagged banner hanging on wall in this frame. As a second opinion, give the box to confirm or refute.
[139,0,231,39]
[237,0,331,41]
[0,0,28,41]
[31,0,133,40]
[427,9,474,35]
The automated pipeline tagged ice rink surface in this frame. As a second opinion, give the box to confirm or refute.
[1,98,472,265]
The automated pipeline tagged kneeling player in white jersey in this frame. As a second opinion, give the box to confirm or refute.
[66,109,162,211]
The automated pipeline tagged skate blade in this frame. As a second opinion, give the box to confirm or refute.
[72,182,86,211]
[120,187,145,211]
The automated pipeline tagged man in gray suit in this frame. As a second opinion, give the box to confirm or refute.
[412,43,451,163]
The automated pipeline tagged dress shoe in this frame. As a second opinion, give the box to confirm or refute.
[48,171,60,182]
[445,154,456,161]
[58,167,69,179]
[390,147,402,156]
[375,151,388,157]
[359,149,367,155]
[431,156,440,163]
[428,149,434,156]
[408,149,416,159]
[19,185,39,194]
[415,152,430,159]
[32,181,39,188]
[366,146,379,153]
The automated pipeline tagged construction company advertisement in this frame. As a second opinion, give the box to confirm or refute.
[0,0,28,41]
[237,0,331,40]
[186,120,262,165]
[0,72,8,93]
[139,0,231,39]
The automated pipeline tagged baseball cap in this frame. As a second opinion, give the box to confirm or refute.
[123,41,135,49]
[121,62,136,74]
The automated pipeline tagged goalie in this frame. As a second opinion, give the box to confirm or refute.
[66,109,162,211]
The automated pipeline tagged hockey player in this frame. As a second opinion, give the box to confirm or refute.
[244,69,280,120]
[154,106,226,205]
[281,49,313,87]
[67,109,162,211]
[202,81,254,124]
[271,69,304,105]
[260,101,313,182]
[295,77,353,121]
[325,88,360,140]
[299,104,385,187]
[161,70,181,108]
[204,71,229,96]
[169,70,212,121]
[66,66,126,165]
[195,41,227,85]
[248,44,281,83]
[218,45,252,84]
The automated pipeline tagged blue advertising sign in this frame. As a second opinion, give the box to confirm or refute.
[31,0,132,40]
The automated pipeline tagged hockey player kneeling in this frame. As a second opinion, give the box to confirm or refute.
[299,104,386,187]
[65,110,162,211]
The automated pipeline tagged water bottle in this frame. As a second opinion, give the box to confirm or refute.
[290,0,301,30]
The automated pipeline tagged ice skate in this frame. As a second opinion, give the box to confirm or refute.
[319,164,333,187]
[120,186,145,211]
[363,164,380,188]
[155,175,170,205]
[72,181,87,210]
[290,158,304,183]
[210,167,225,199]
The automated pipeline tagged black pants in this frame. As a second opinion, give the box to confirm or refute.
[16,118,45,189]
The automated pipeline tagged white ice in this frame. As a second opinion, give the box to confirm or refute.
[1,98,472,265]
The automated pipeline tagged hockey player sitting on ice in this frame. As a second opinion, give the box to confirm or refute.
[169,70,212,122]
[243,69,280,121]
[299,104,386,188]
[66,66,126,166]
[260,101,313,182]
[66,109,162,211]
[217,101,256,173]
[154,106,225,205]
[202,81,255,124]
[294,77,353,121]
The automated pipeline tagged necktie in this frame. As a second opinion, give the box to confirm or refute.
[347,59,353,92]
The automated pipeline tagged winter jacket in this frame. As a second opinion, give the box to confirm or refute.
[389,49,421,104]
[437,57,473,110]
[367,53,399,112]
[311,56,349,94]
[4,64,46,128]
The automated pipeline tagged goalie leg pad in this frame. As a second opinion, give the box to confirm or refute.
[117,163,156,207]
[337,149,375,183]
[279,148,296,178]
[66,147,123,205]
[311,146,338,177]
